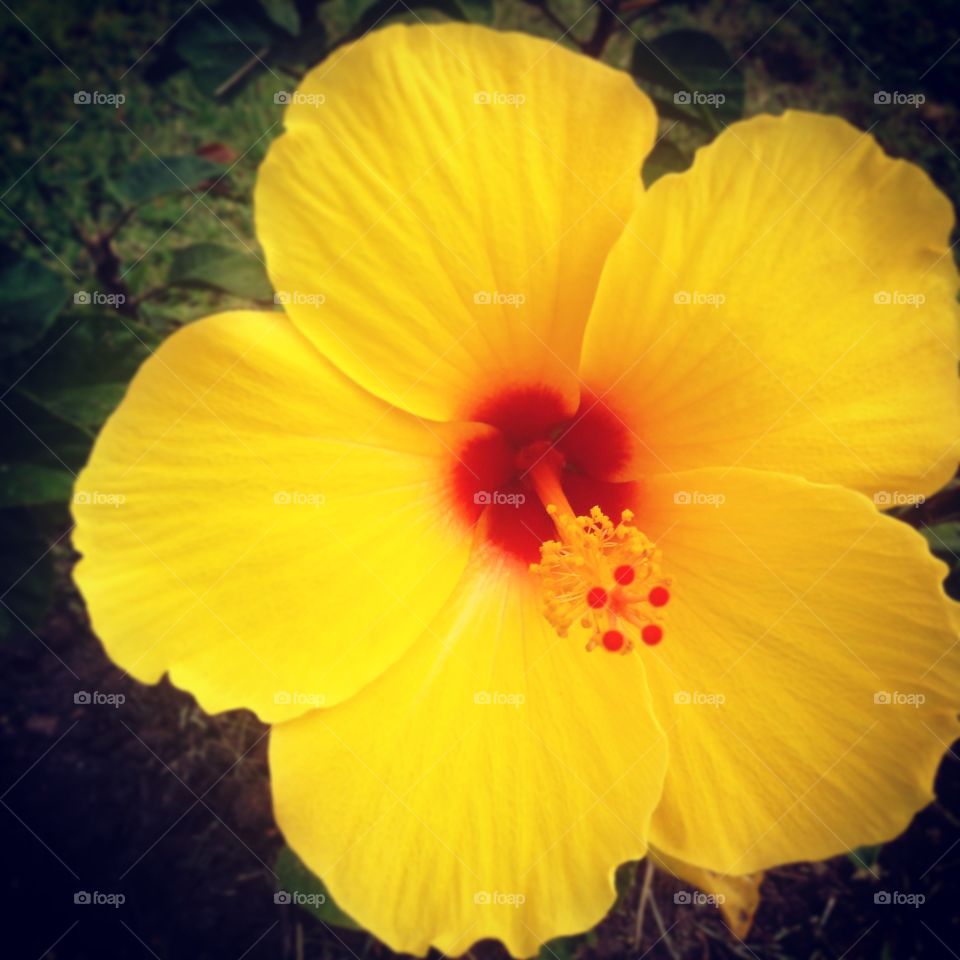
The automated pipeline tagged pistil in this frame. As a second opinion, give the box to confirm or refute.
[522,444,671,654]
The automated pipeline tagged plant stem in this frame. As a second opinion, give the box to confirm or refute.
[583,0,623,58]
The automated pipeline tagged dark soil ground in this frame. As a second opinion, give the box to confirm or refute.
[2,544,959,960]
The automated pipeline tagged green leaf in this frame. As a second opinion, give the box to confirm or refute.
[12,312,156,434]
[168,243,274,302]
[459,0,494,23]
[31,383,129,434]
[648,94,701,124]
[537,935,583,960]
[0,388,92,473]
[275,845,362,930]
[114,155,226,206]
[0,511,55,640]
[260,0,300,34]
[0,247,70,359]
[642,138,691,187]
[0,315,154,511]
[921,522,960,563]
[0,463,74,508]
[847,843,882,872]
[631,30,745,130]
[175,5,274,97]
[352,0,471,35]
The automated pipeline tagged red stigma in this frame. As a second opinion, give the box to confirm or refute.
[602,629,625,652]
[648,586,670,607]
[641,624,663,646]
[614,565,635,586]
[586,587,608,609]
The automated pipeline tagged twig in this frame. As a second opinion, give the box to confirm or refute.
[633,857,655,948]
[128,284,168,309]
[214,45,272,99]
[524,1,583,47]
[582,0,623,58]
[103,206,136,242]
[648,886,682,960]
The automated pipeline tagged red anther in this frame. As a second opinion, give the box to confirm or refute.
[648,586,670,608]
[586,587,608,609]
[613,565,635,586]
[641,624,663,646]
[602,629,625,652]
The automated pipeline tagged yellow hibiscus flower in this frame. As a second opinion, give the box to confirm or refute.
[72,22,960,958]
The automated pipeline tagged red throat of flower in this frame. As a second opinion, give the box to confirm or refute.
[452,386,670,655]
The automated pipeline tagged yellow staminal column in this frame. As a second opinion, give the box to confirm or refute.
[522,443,671,654]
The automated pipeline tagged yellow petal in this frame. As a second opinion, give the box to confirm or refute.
[636,467,960,874]
[72,311,478,722]
[581,111,960,497]
[255,23,657,421]
[270,549,668,957]
[650,848,763,940]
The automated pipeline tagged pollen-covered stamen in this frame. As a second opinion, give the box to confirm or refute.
[523,449,670,655]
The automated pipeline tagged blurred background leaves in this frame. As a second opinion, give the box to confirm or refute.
[4,0,959,639]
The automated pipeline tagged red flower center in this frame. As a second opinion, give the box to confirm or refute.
[450,385,637,563]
